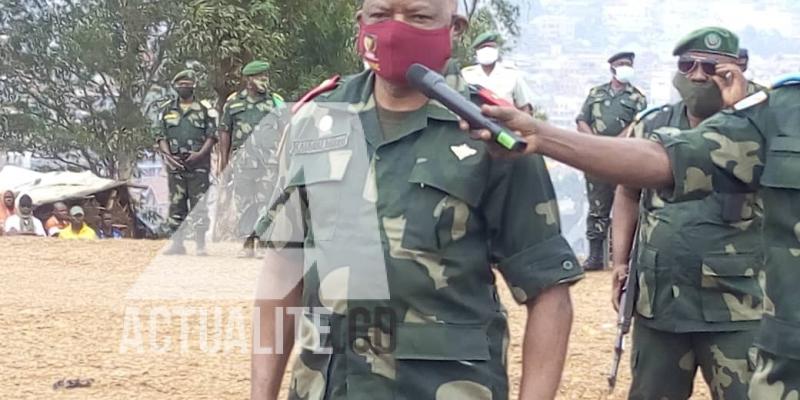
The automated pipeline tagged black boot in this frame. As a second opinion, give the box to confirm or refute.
[583,239,605,271]
[237,233,257,258]
[163,235,186,255]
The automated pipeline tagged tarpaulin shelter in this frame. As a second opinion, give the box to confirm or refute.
[0,165,138,237]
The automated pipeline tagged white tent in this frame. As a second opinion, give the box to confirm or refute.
[0,165,127,206]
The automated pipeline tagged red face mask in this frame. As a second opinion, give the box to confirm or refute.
[357,19,452,85]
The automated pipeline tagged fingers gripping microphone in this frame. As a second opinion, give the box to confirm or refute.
[406,64,527,152]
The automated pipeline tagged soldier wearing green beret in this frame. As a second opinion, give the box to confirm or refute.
[158,69,218,256]
[576,51,648,271]
[611,27,763,399]
[461,31,536,113]
[219,60,286,257]
[465,24,800,399]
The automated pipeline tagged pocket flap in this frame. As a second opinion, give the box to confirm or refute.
[701,253,759,277]
[636,247,658,268]
[394,323,490,361]
[761,136,800,189]
[408,163,483,208]
[286,150,352,187]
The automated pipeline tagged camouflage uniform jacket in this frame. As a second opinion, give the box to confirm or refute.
[158,99,217,171]
[630,101,763,333]
[576,82,647,136]
[264,62,584,400]
[221,90,284,152]
[654,80,800,397]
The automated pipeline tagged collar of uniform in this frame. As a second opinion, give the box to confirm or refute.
[239,89,269,104]
[325,59,464,121]
[171,99,202,112]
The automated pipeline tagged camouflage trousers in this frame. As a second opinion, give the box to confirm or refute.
[231,166,272,238]
[584,175,615,241]
[749,347,800,399]
[629,321,756,400]
[167,169,210,235]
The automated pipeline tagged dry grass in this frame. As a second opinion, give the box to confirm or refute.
[0,237,709,399]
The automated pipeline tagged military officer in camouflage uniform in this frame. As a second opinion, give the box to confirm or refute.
[219,60,285,257]
[576,52,647,270]
[469,38,800,400]
[158,70,217,256]
[251,0,584,399]
[610,28,763,400]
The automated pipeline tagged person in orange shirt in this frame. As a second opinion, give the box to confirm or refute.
[0,190,16,234]
[58,206,97,240]
[45,201,71,237]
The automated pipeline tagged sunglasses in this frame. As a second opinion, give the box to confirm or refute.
[677,56,718,75]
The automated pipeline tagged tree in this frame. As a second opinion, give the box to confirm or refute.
[0,0,174,179]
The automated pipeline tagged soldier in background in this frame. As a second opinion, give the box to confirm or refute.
[576,51,647,270]
[157,70,217,256]
[219,60,285,257]
[611,27,762,399]
[461,31,536,113]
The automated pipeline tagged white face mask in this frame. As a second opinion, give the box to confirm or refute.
[476,47,500,66]
[614,65,635,83]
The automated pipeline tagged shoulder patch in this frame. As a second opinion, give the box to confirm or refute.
[291,75,341,115]
[733,90,768,111]
[771,73,800,89]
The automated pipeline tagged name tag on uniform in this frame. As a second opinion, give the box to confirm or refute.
[291,134,349,155]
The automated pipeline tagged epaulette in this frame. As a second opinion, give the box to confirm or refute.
[469,84,514,108]
[291,75,341,115]
[771,73,800,89]
[634,104,668,123]
[225,91,239,102]
[199,99,213,110]
[158,99,173,110]
[272,93,285,108]
[199,99,218,118]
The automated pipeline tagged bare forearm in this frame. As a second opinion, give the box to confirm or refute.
[251,250,303,400]
[158,139,171,154]
[199,137,216,157]
[519,285,572,400]
[219,130,231,169]
[534,123,673,189]
[611,186,641,267]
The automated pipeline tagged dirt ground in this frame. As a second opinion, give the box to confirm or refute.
[0,237,710,399]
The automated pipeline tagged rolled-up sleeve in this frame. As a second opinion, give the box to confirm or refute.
[484,155,583,304]
[654,111,764,202]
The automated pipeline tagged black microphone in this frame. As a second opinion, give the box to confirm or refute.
[406,63,527,152]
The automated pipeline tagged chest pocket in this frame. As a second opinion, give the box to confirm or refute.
[402,159,487,252]
[285,149,353,241]
[190,114,207,130]
[760,136,800,189]
[617,97,640,123]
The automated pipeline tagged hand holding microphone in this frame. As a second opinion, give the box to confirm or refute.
[405,64,529,153]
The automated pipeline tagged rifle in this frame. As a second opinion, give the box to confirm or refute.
[607,224,640,391]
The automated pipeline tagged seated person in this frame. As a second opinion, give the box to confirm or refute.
[59,206,98,240]
[3,194,46,237]
[45,201,71,237]
[97,212,124,239]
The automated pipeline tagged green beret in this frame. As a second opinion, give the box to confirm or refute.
[242,60,270,76]
[472,31,500,49]
[608,52,635,64]
[172,69,196,84]
[673,27,739,57]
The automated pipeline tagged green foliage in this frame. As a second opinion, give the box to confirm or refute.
[0,0,521,179]
[0,0,172,179]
